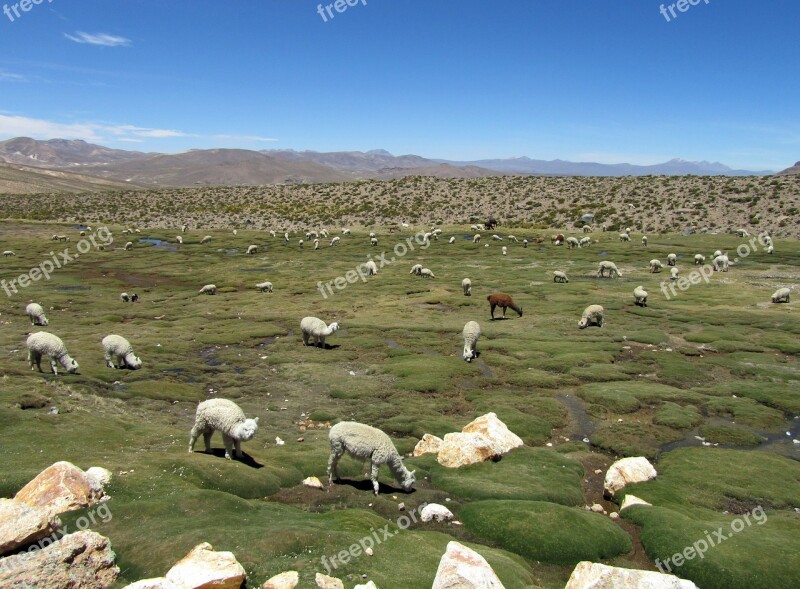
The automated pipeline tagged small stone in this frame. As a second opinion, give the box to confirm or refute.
[609,512,620,519]
[365,547,374,556]
[590,504,604,513]
[296,437,305,443]
[275,437,285,445]
[302,477,324,490]
[398,503,405,511]
[594,469,602,475]
[315,572,344,589]
[420,503,454,523]
[262,570,299,589]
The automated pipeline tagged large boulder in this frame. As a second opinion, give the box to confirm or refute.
[0,498,62,556]
[262,571,299,589]
[165,542,246,589]
[604,457,657,496]
[0,530,119,589]
[15,461,110,516]
[437,433,502,468]
[462,413,524,454]
[413,434,444,457]
[431,541,505,589]
[437,414,523,468]
[564,561,698,589]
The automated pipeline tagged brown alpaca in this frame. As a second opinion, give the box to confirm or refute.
[487,294,523,320]
[550,234,565,245]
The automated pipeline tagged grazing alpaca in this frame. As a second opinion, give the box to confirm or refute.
[328,422,416,495]
[487,293,523,320]
[300,316,340,348]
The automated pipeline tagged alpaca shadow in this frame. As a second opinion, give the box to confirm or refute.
[196,449,264,469]
[311,343,341,350]
[335,478,414,496]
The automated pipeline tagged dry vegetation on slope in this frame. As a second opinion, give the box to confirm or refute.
[3,174,800,238]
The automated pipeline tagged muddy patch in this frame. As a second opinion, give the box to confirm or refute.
[139,238,178,251]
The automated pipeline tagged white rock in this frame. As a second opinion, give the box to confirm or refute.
[437,414,523,468]
[609,512,620,519]
[590,504,604,513]
[412,433,444,457]
[262,570,299,589]
[354,583,378,589]
[302,477,324,490]
[431,541,505,589]
[564,561,698,589]
[165,542,246,589]
[420,503,454,523]
[604,457,657,496]
[315,572,344,589]
[620,494,653,511]
[276,437,285,445]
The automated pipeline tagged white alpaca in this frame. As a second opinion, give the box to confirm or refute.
[26,332,79,376]
[633,286,648,307]
[553,271,568,283]
[597,261,622,278]
[327,421,416,495]
[200,235,212,244]
[771,288,791,303]
[462,278,472,296]
[25,303,49,326]
[579,305,604,329]
[473,234,481,244]
[410,264,423,275]
[256,281,273,293]
[301,316,340,348]
[102,335,142,370]
[365,260,378,275]
[462,321,481,362]
[246,245,258,255]
[189,399,259,460]
[420,268,435,278]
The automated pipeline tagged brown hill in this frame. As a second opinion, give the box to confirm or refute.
[777,161,800,175]
[0,163,143,194]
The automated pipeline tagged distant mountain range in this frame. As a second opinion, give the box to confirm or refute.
[777,161,800,175]
[0,137,785,194]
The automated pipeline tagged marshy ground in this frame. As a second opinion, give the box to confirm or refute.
[0,219,798,588]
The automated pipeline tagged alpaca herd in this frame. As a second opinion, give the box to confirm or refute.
[13,221,793,504]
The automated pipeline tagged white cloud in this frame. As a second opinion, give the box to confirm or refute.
[0,70,28,82]
[64,32,131,47]
[0,114,277,146]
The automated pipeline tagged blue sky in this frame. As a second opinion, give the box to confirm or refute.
[0,0,797,170]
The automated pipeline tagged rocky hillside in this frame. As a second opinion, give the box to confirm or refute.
[3,174,799,238]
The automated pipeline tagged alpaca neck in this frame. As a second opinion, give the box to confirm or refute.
[387,455,409,479]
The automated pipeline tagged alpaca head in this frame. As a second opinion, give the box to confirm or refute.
[463,345,477,363]
[401,467,416,492]
[328,322,340,334]
[578,317,589,329]
[62,356,79,373]
[126,354,143,370]
[236,417,259,441]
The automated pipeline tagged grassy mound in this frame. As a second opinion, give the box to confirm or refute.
[461,500,632,565]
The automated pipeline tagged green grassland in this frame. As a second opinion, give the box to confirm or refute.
[0,220,798,588]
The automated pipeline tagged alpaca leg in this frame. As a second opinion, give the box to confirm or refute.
[318,336,325,349]
[49,357,59,376]
[490,303,496,319]
[502,306,507,318]
[234,438,243,458]
[203,430,213,452]
[104,350,114,368]
[222,434,234,460]
[328,446,343,484]
[189,425,201,453]
[370,462,380,495]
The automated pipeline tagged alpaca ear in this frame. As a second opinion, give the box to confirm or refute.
[254,417,259,424]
